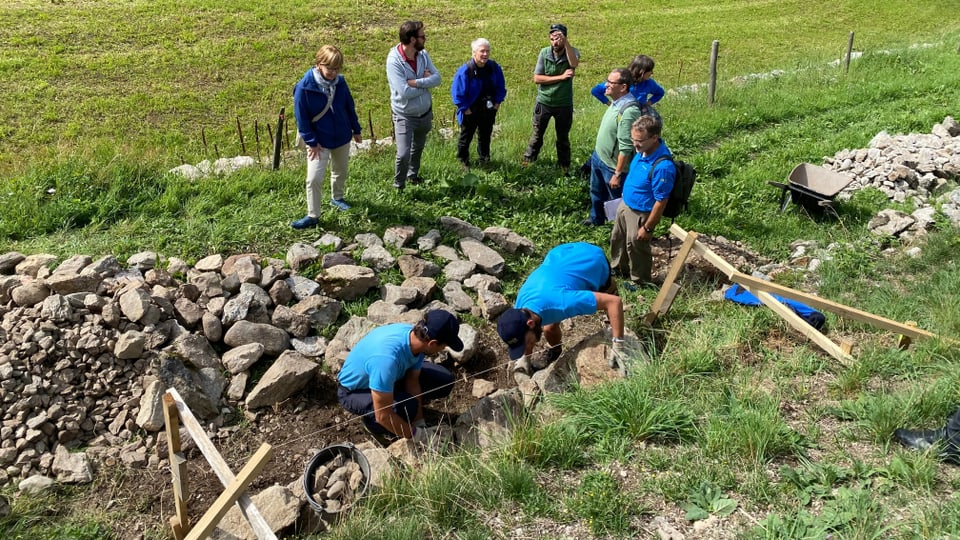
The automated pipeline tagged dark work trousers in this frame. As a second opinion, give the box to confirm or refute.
[523,102,573,168]
[457,107,497,165]
[946,406,960,452]
[337,361,454,434]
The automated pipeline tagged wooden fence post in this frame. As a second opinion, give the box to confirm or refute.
[272,108,284,170]
[162,393,189,539]
[708,40,719,105]
[844,31,855,73]
[236,116,246,155]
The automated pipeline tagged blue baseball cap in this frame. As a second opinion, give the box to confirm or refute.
[497,308,530,360]
[424,310,464,351]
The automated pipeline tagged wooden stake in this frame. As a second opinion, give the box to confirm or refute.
[185,444,274,540]
[844,31,855,73]
[897,321,918,350]
[367,110,374,140]
[644,231,698,325]
[201,127,208,156]
[162,393,189,538]
[165,389,276,540]
[236,116,246,155]
[272,108,284,170]
[254,120,261,163]
[708,40,719,105]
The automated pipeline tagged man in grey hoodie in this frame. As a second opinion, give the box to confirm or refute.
[386,20,441,191]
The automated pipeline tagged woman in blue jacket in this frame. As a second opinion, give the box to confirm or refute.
[291,45,362,229]
[450,38,507,169]
[590,54,664,116]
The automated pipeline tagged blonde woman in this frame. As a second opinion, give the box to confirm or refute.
[292,45,362,229]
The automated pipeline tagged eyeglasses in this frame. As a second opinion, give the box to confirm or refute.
[631,135,655,145]
[605,79,626,85]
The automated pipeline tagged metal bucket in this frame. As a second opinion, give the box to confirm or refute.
[302,443,370,516]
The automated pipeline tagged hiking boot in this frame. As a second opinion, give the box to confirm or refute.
[330,199,351,211]
[512,356,532,376]
[531,345,561,371]
[290,215,319,229]
[393,180,405,191]
[408,175,424,185]
[363,420,399,447]
[520,158,531,168]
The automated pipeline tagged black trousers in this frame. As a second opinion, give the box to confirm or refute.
[457,108,497,165]
[523,102,573,168]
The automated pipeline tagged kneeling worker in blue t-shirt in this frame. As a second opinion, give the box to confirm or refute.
[496,242,625,373]
[337,310,463,445]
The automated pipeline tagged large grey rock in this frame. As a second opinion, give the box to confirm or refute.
[245,351,319,409]
[397,255,440,279]
[483,226,536,255]
[83,255,122,278]
[366,300,409,324]
[287,243,320,271]
[115,330,146,360]
[440,216,483,240]
[448,324,479,364]
[11,281,50,307]
[40,294,73,322]
[317,265,379,301]
[119,287,152,322]
[291,336,327,357]
[360,245,396,272]
[135,380,166,431]
[354,233,383,247]
[52,446,93,484]
[400,276,437,306]
[52,254,92,275]
[223,343,265,374]
[322,252,355,269]
[15,253,57,277]
[19,475,56,495]
[45,272,101,295]
[384,225,416,248]
[453,389,524,449]
[213,484,301,540]
[127,251,158,271]
[272,305,311,338]
[224,321,290,356]
[477,288,510,319]
[291,295,342,327]
[332,316,379,350]
[174,334,221,369]
[417,229,442,251]
[201,312,223,342]
[174,297,203,328]
[0,251,25,274]
[285,275,321,300]
[382,283,419,305]
[194,254,224,272]
[459,237,505,276]
[441,282,474,313]
[443,260,477,282]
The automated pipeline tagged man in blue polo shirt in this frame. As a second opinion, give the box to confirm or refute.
[496,242,625,373]
[337,309,463,445]
[610,115,677,284]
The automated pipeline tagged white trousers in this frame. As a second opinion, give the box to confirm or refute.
[305,141,351,217]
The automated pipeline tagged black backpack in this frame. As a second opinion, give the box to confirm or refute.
[649,156,697,219]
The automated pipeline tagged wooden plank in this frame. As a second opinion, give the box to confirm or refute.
[165,389,277,540]
[731,274,936,341]
[669,223,943,343]
[746,285,854,365]
[839,339,854,355]
[645,231,699,325]
[162,393,189,535]
[169,517,185,540]
[185,443,274,540]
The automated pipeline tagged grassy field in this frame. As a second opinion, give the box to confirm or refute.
[3,1,960,538]
[0,0,958,173]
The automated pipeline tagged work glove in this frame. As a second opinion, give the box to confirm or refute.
[412,418,427,429]
[609,338,626,375]
[411,426,432,445]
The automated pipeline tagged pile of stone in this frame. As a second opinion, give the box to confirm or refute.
[306,451,366,515]
[0,216,536,490]
[826,115,960,241]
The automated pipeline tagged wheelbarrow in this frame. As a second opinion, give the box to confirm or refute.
[768,163,854,217]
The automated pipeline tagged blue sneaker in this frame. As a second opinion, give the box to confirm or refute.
[290,215,319,229]
[330,199,351,211]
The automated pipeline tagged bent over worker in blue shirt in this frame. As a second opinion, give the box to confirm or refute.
[496,242,625,373]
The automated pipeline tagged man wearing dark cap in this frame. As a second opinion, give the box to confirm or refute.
[521,23,580,174]
[497,242,625,374]
[337,309,463,445]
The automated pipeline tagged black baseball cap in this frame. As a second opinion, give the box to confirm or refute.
[549,23,567,36]
[424,310,464,351]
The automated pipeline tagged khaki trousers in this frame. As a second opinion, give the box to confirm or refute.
[609,201,652,283]
[305,141,351,217]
